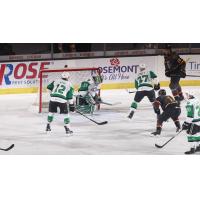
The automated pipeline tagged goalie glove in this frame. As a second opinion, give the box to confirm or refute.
[94,94,102,104]
[154,83,160,91]
[69,103,75,112]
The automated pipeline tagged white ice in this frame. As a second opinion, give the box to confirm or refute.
[0,86,200,155]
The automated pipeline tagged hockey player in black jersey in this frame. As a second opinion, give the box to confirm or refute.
[164,45,186,104]
[151,89,181,136]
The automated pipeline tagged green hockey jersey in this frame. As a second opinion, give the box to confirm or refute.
[185,98,200,122]
[135,70,157,90]
[78,81,91,92]
[47,79,74,103]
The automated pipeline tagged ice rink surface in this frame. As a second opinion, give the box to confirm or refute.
[0,86,200,155]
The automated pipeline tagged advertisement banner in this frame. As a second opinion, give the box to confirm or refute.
[0,54,200,94]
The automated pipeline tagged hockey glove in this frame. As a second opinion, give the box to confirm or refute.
[154,107,160,115]
[187,123,200,135]
[69,103,75,112]
[180,71,186,78]
[94,95,102,104]
[154,83,160,91]
[182,121,191,131]
[165,71,170,77]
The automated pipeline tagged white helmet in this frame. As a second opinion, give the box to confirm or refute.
[139,64,146,71]
[61,72,70,79]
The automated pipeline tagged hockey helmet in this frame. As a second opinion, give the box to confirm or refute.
[158,89,166,96]
[92,73,103,84]
[139,64,146,71]
[61,71,70,80]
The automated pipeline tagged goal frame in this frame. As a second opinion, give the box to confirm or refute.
[39,67,101,113]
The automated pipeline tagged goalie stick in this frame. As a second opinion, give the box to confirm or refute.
[99,101,121,106]
[0,144,14,151]
[76,110,108,125]
[155,130,183,149]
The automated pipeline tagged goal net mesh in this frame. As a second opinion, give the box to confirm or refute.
[37,68,101,113]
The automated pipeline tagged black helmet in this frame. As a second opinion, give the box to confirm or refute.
[158,89,166,96]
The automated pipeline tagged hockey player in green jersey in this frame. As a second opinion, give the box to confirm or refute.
[128,64,160,119]
[46,71,75,134]
[76,72,103,114]
[182,94,200,154]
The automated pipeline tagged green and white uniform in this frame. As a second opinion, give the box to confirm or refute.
[76,79,100,114]
[78,80,100,97]
[47,79,74,104]
[129,70,158,113]
[185,97,200,147]
[135,70,158,91]
[47,78,74,128]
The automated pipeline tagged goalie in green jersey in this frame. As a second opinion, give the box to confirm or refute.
[76,72,103,114]
[182,94,200,154]
[46,71,75,134]
[128,64,160,119]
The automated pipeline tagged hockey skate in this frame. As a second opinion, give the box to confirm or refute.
[127,110,134,119]
[195,145,200,152]
[175,121,181,132]
[184,148,196,154]
[64,126,73,135]
[46,123,51,133]
[176,127,181,132]
[151,127,161,136]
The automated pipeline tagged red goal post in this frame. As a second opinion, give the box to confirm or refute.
[39,67,101,113]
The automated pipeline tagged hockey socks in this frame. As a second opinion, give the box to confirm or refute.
[128,102,137,119]
[47,112,54,123]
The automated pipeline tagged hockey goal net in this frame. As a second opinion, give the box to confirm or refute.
[38,67,101,113]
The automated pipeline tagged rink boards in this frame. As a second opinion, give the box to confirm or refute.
[0,55,200,94]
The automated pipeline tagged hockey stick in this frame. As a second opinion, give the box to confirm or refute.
[126,89,136,94]
[0,144,14,151]
[99,101,121,106]
[155,130,183,148]
[76,110,108,125]
[186,75,200,78]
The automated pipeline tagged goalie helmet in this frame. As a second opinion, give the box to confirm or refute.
[158,89,166,96]
[93,75,103,84]
[139,64,146,71]
[91,72,103,84]
[61,71,70,80]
